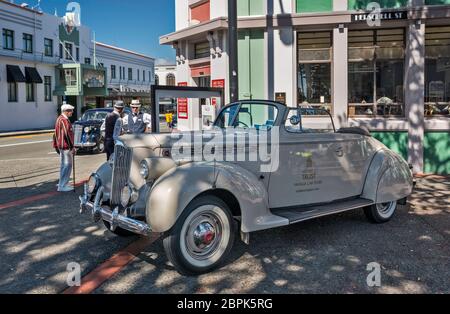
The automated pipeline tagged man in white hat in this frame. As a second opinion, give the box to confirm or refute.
[53,102,76,192]
[104,101,125,160]
[123,99,152,134]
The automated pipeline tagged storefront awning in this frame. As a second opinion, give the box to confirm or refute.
[25,67,43,84]
[6,65,26,83]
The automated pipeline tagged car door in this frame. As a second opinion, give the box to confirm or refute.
[268,109,374,209]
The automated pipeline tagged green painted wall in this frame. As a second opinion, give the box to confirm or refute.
[425,0,450,5]
[237,0,265,16]
[424,132,450,175]
[372,132,408,160]
[59,24,80,46]
[238,29,265,100]
[348,0,408,10]
[296,0,333,13]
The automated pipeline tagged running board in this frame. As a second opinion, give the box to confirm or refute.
[271,198,373,224]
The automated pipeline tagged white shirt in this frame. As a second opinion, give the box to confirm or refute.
[122,112,152,132]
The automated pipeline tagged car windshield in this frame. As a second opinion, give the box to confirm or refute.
[82,111,109,121]
[214,103,278,130]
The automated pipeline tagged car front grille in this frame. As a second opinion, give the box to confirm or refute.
[111,144,133,206]
[74,125,83,145]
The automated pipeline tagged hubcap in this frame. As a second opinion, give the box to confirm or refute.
[376,201,396,218]
[185,211,223,261]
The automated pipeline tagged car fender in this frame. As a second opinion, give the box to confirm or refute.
[146,162,287,233]
[362,149,414,204]
[95,162,113,201]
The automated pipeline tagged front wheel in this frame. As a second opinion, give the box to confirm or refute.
[94,138,105,154]
[364,201,398,224]
[163,196,236,276]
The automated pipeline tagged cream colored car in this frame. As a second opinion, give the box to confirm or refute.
[80,100,414,275]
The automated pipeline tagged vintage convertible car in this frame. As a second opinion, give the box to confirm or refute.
[73,108,131,154]
[80,100,414,275]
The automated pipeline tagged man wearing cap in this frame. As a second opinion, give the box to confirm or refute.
[104,101,125,160]
[123,100,152,135]
[53,103,76,192]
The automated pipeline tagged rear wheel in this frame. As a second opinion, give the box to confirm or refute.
[163,196,236,276]
[364,201,398,224]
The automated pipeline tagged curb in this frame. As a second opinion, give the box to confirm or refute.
[0,129,54,138]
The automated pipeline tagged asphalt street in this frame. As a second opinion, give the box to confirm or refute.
[0,134,449,294]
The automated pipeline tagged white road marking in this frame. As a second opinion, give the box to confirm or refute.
[0,140,52,148]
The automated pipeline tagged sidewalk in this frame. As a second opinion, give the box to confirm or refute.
[0,129,54,138]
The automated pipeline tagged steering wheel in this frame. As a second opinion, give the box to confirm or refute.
[237,121,249,128]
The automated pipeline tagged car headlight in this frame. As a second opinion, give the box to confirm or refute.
[84,127,91,133]
[120,185,138,207]
[140,161,149,179]
[87,174,100,194]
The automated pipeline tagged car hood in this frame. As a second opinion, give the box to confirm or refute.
[120,130,222,149]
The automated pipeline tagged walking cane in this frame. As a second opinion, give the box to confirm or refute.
[72,149,76,193]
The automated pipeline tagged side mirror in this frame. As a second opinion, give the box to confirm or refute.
[289,115,301,126]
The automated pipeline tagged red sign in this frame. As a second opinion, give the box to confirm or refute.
[212,79,225,89]
[177,82,188,119]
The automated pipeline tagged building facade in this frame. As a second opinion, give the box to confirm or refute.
[0,0,154,131]
[161,0,450,174]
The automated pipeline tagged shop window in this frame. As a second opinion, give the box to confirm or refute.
[190,0,210,23]
[44,76,52,102]
[425,0,450,5]
[194,42,210,59]
[26,83,35,102]
[238,0,265,16]
[297,31,332,114]
[8,82,17,102]
[425,26,450,117]
[296,0,333,13]
[348,0,408,10]
[348,29,405,117]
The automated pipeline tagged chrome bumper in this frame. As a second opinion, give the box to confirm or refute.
[75,142,97,148]
[79,183,151,236]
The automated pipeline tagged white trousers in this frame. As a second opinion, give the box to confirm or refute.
[58,150,73,188]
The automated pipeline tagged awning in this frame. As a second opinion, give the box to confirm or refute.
[25,67,43,84]
[6,65,26,83]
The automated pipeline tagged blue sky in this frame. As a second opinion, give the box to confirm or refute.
[38,0,175,64]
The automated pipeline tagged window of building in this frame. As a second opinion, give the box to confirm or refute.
[166,73,176,86]
[44,38,53,57]
[425,26,450,117]
[26,83,35,102]
[155,74,159,85]
[65,42,73,60]
[59,43,63,58]
[297,31,332,114]
[194,42,210,59]
[237,0,265,16]
[348,0,407,10]
[44,76,52,102]
[137,69,140,81]
[128,68,133,81]
[296,0,332,13]
[85,58,91,65]
[111,65,116,79]
[23,33,33,53]
[8,82,17,102]
[61,69,77,86]
[143,70,146,82]
[190,0,210,23]
[348,29,405,117]
[3,29,14,50]
[76,47,79,61]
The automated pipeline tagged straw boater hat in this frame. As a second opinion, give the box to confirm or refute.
[130,100,141,108]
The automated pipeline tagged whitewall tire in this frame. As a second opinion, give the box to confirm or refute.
[364,201,398,224]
